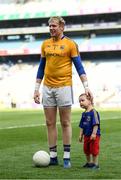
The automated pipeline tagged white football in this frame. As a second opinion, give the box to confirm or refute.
[33,150,50,167]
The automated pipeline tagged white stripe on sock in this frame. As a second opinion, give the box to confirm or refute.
[63,151,70,159]
[50,151,57,158]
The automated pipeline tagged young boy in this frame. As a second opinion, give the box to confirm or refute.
[78,93,101,169]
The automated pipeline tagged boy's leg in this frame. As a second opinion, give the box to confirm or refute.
[83,136,93,168]
[90,136,100,169]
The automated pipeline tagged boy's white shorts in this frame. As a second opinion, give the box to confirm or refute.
[42,85,74,107]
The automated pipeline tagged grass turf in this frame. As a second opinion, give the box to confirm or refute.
[0,109,121,179]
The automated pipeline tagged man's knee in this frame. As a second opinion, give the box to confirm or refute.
[46,120,56,128]
[61,120,70,128]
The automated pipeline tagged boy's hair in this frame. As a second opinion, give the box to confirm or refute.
[48,16,65,26]
[79,93,94,105]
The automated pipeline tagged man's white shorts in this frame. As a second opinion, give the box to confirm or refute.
[42,85,74,107]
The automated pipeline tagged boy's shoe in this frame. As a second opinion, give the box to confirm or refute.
[90,164,100,170]
[83,163,94,168]
[63,159,71,168]
[49,157,58,166]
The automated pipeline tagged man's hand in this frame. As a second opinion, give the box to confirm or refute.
[85,88,93,101]
[34,90,40,104]
[80,75,93,100]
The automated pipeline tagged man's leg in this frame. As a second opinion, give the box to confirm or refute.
[44,107,58,165]
[59,106,72,168]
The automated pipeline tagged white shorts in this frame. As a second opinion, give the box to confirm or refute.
[42,85,74,107]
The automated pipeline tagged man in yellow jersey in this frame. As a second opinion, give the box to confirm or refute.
[34,16,93,168]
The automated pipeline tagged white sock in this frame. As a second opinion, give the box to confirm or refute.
[63,151,70,159]
[50,151,57,158]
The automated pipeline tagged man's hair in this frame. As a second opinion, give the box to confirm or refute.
[48,16,65,26]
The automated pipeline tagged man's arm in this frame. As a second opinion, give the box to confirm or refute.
[34,57,46,104]
[72,56,93,99]
[79,74,93,99]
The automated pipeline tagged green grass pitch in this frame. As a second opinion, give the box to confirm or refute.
[0,109,121,179]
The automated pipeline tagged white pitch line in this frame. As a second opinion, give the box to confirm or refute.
[0,116,120,130]
[0,123,45,130]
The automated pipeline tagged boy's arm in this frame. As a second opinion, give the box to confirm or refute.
[90,125,98,140]
[79,128,84,143]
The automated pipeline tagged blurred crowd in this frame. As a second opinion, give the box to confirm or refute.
[0,60,121,109]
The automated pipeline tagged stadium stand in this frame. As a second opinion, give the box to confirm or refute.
[0,0,121,109]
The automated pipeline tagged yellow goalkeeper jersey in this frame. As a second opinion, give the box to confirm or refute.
[41,36,79,87]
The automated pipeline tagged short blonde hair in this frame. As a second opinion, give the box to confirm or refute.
[48,16,65,26]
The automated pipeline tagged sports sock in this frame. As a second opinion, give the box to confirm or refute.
[63,144,71,159]
[49,145,57,158]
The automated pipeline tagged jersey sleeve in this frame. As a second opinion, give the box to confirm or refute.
[70,41,86,75]
[70,40,80,58]
[36,41,46,79]
[41,41,46,58]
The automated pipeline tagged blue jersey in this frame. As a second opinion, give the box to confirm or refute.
[79,109,101,136]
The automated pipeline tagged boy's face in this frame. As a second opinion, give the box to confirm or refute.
[79,95,91,109]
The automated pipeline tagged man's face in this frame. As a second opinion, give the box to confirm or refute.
[49,19,63,38]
